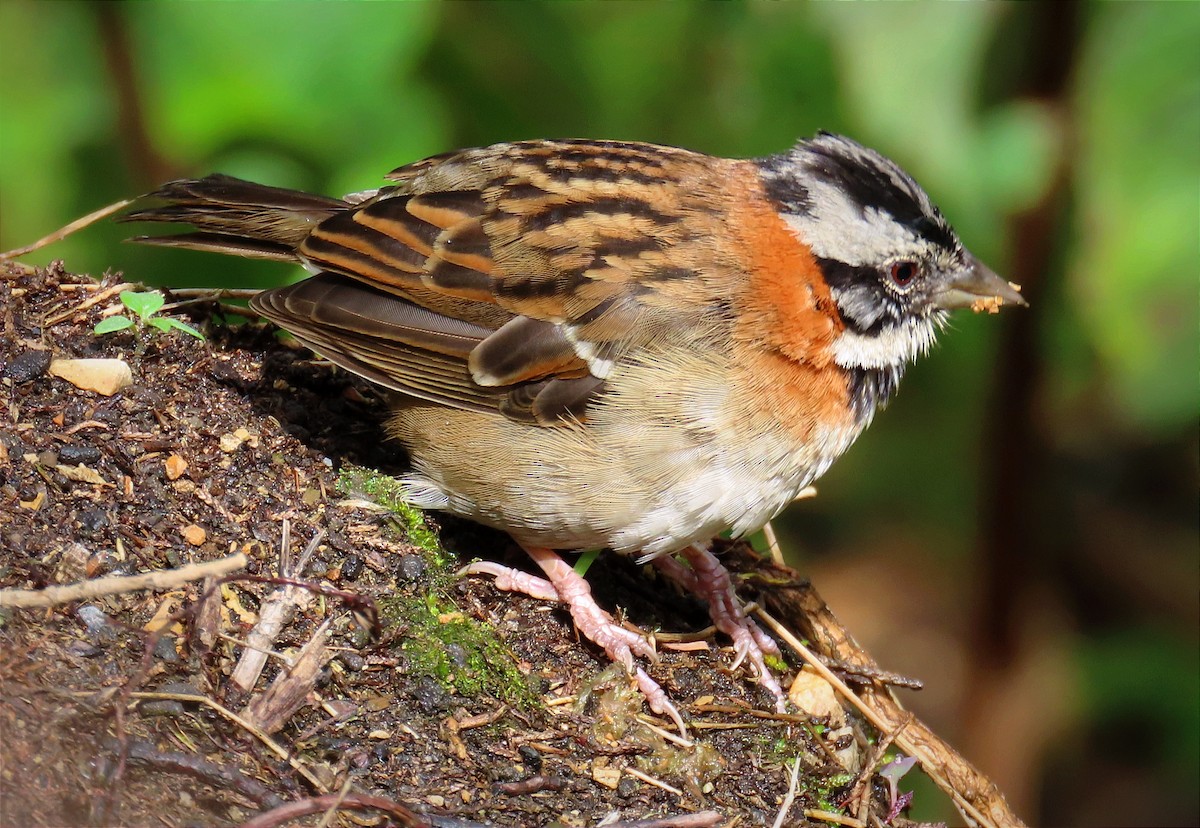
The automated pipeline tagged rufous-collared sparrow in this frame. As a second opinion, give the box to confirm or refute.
[123,134,1026,732]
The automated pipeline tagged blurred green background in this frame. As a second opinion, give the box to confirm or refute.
[1,3,1196,825]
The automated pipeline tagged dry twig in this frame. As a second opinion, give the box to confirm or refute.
[125,691,328,794]
[0,552,248,608]
[244,617,333,734]
[230,524,322,692]
[236,792,427,828]
[0,198,133,261]
[771,755,804,828]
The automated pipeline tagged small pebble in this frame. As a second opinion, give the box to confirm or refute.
[518,744,543,772]
[338,652,366,672]
[617,775,640,798]
[2,349,52,383]
[164,453,188,480]
[66,640,103,659]
[153,634,179,663]
[397,554,426,582]
[413,676,448,713]
[341,553,363,581]
[76,508,109,534]
[58,444,101,465]
[445,642,468,669]
[139,698,185,717]
[156,680,203,702]
[181,524,206,546]
[76,604,118,644]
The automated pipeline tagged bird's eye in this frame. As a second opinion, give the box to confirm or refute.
[889,261,918,288]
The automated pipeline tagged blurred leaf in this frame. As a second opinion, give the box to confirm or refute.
[1078,627,1200,786]
[977,101,1060,214]
[1072,3,1200,433]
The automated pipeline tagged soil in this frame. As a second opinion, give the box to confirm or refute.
[0,261,893,828]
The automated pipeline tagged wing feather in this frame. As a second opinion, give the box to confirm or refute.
[137,141,736,424]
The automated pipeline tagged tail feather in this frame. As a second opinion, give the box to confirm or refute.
[128,231,298,262]
[120,174,348,259]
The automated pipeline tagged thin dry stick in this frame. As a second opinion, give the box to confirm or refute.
[753,605,1025,828]
[165,287,259,302]
[761,520,785,567]
[606,813,725,828]
[851,712,915,825]
[771,755,803,828]
[230,527,323,692]
[760,486,815,565]
[0,198,134,261]
[236,793,427,828]
[126,691,327,793]
[316,776,356,828]
[45,280,137,325]
[162,288,264,321]
[0,552,248,608]
[624,765,683,797]
[801,809,866,828]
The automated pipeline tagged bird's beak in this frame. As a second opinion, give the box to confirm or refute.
[933,255,1028,311]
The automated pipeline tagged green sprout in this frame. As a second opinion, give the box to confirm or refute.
[94,290,204,340]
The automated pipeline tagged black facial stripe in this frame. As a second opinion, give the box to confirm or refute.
[910,213,956,250]
[755,155,813,216]
[804,144,958,251]
[847,365,902,423]
[815,257,895,335]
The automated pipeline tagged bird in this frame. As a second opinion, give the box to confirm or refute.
[121,133,1026,732]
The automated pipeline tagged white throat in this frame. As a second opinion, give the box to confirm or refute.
[830,315,938,370]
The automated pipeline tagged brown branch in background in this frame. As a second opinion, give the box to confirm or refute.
[93,3,176,188]
[974,0,1078,685]
[965,0,1080,806]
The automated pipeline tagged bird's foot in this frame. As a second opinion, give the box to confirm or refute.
[460,547,687,735]
[653,543,788,712]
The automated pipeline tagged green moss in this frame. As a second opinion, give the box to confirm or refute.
[381,591,537,708]
[338,464,537,709]
[805,770,855,813]
[338,465,441,556]
[748,728,857,811]
[752,730,802,766]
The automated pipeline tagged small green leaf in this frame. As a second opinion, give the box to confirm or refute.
[120,290,165,320]
[94,315,135,335]
[150,317,206,340]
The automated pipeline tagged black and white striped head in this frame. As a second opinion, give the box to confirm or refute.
[758,132,1023,382]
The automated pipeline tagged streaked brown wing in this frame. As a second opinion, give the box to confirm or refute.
[251,273,504,413]
[262,141,734,424]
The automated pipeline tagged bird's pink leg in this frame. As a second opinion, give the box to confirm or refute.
[460,547,687,735]
[654,543,788,712]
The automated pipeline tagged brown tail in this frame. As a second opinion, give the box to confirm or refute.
[120,174,347,262]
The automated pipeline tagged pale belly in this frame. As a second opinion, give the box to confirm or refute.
[388,356,863,558]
